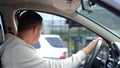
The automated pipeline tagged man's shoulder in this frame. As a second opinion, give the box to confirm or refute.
[4,33,36,53]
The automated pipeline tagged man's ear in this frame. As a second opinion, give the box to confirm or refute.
[32,26,38,35]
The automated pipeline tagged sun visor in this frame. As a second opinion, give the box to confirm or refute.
[52,0,80,13]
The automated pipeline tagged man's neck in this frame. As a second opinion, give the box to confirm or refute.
[17,32,33,45]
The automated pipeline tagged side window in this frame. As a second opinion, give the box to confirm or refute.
[38,12,98,55]
[38,12,108,59]
[0,14,4,46]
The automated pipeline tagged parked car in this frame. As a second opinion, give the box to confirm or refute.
[0,0,120,68]
[33,35,68,59]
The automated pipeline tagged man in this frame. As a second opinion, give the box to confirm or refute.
[1,11,102,68]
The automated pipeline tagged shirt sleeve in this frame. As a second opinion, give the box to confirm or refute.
[45,51,86,68]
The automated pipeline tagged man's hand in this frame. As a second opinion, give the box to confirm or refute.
[82,37,103,55]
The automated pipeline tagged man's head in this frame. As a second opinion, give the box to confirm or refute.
[17,11,43,44]
[18,11,43,32]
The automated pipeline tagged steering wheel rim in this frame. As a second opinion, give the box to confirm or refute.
[84,40,103,68]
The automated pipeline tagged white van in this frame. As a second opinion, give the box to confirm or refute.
[33,35,68,59]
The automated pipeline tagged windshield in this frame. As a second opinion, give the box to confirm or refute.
[77,0,120,36]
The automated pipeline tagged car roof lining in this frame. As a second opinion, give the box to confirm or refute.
[0,0,80,13]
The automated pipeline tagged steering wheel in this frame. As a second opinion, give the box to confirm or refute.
[83,40,103,68]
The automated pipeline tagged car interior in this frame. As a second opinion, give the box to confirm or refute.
[0,0,120,68]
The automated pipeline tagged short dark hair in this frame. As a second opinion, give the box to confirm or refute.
[18,11,43,32]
